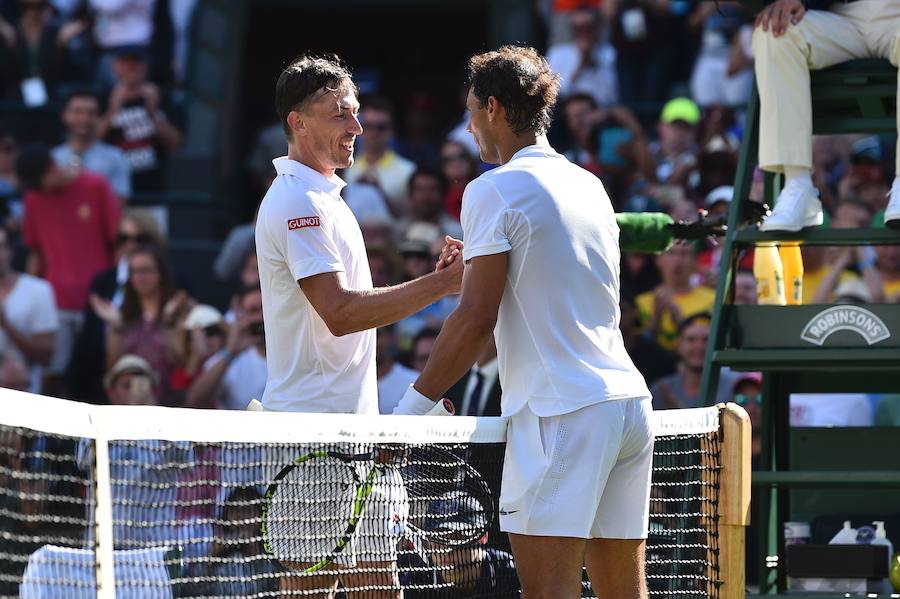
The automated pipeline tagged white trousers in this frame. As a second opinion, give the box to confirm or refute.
[752,0,900,173]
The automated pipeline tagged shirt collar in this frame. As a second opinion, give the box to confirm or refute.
[273,157,346,196]
[473,358,499,380]
[508,139,561,162]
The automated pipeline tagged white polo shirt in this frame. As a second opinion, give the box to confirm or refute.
[461,143,650,418]
[255,157,377,414]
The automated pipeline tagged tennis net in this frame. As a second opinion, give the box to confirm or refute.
[0,391,749,598]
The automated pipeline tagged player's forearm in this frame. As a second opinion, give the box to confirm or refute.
[327,270,454,336]
[412,306,496,401]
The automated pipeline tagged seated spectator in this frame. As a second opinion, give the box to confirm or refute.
[98,45,182,192]
[620,297,674,385]
[186,285,266,411]
[649,314,738,409]
[733,269,757,305]
[398,168,463,241]
[343,182,392,225]
[408,326,440,372]
[89,244,189,404]
[0,0,74,105]
[439,140,478,221]
[636,243,715,352]
[620,251,661,302]
[187,486,278,597]
[88,0,155,87]
[546,8,619,107]
[367,244,403,288]
[214,211,256,285]
[403,491,519,599]
[752,1,900,231]
[17,143,120,396]
[732,372,762,458]
[445,84,480,157]
[376,324,418,414]
[836,137,890,220]
[246,122,284,192]
[53,88,132,199]
[559,92,601,173]
[68,208,164,403]
[810,200,883,303]
[688,1,753,108]
[877,244,900,302]
[0,227,56,392]
[650,97,701,187]
[103,353,158,406]
[343,96,416,214]
[395,239,457,349]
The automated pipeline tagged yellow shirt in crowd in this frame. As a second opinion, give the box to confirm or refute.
[801,265,859,304]
[883,277,900,302]
[635,286,716,351]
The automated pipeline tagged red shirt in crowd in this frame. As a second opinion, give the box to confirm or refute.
[23,171,120,311]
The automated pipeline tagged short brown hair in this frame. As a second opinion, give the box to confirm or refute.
[467,46,560,135]
[275,54,357,139]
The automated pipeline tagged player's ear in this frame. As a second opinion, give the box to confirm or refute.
[287,111,305,137]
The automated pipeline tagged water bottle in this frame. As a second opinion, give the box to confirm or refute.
[753,244,786,305]
[779,244,804,305]
[873,521,893,592]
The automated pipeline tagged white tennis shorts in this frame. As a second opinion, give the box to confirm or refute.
[499,397,654,539]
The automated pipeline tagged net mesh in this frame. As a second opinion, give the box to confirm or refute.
[0,394,724,598]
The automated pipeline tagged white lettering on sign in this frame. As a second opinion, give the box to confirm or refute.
[288,216,321,230]
[800,306,890,346]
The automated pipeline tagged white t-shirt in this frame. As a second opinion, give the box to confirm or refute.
[256,157,377,414]
[461,143,650,417]
[0,274,59,392]
[377,362,419,414]
[203,347,267,411]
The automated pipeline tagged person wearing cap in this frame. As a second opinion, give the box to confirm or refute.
[836,137,891,218]
[104,353,158,405]
[650,97,701,186]
[752,0,900,231]
[98,45,182,193]
[401,491,520,599]
[186,286,266,411]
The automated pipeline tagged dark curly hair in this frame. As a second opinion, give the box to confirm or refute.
[275,54,357,140]
[467,46,560,135]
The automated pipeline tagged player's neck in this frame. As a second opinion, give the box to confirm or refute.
[497,132,538,165]
[287,144,336,179]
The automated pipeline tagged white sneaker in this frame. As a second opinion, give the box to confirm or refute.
[759,180,824,232]
[885,178,900,228]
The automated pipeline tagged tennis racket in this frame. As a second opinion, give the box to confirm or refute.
[261,404,494,572]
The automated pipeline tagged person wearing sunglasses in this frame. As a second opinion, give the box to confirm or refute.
[67,209,163,403]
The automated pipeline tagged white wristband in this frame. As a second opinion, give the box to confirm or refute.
[393,385,455,416]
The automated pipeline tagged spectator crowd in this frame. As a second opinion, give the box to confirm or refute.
[0,0,896,433]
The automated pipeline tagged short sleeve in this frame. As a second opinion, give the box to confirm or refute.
[460,177,511,261]
[270,193,344,281]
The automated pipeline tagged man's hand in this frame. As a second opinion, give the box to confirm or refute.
[755,0,806,37]
[435,235,464,271]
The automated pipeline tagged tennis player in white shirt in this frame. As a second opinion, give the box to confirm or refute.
[394,46,654,599]
[255,54,460,598]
